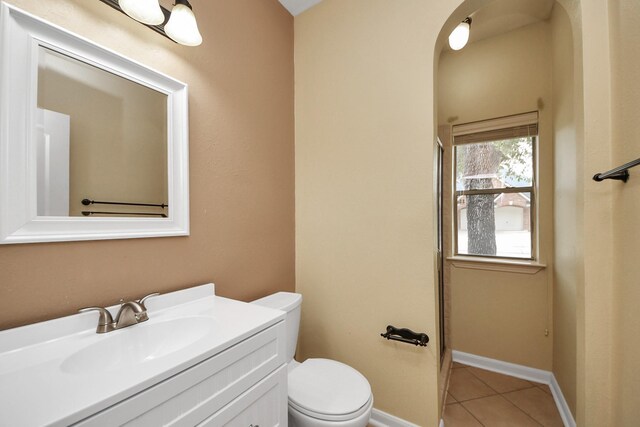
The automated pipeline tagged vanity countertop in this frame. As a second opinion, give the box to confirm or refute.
[0,284,285,427]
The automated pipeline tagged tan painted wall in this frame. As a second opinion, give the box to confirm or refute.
[609,0,640,424]
[295,1,458,424]
[438,22,554,370]
[550,3,577,416]
[38,51,168,216]
[558,1,640,424]
[0,0,295,330]
[577,0,614,424]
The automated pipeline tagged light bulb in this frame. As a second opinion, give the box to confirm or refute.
[119,0,165,26]
[448,17,472,51]
[165,0,203,47]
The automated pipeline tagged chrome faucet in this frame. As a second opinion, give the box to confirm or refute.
[80,292,160,334]
[114,300,148,329]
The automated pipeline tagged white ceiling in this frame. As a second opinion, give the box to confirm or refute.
[278,0,322,16]
[462,0,555,46]
[276,0,556,45]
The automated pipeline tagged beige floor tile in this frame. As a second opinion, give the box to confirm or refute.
[462,395,541,426]
[536,383,553,395]
[466,366,536,393]
[447,392,457,405]
[503,387,563,427]
[443,403,484,427]
[452,361,467,369]
[448,368,497,402]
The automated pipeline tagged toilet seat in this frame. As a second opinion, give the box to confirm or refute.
[288,358,372,422]
[289,395,373,422]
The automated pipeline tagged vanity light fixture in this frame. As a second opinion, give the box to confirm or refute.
[99,0,203,47]
[164,0,203,46]
[118,0,164,25]
[449,17,472,51]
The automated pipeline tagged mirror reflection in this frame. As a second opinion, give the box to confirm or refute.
[36,47,168,218]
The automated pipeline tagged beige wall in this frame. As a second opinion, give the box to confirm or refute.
[609,0,640,423]
[438,22,554,370]
[556,1,640,423]
[294,2,621,424]
[0,0,295,330]
[295,1,457,424]
[545,1,634,425]
[577,0,614,424]
[551,2,577,416]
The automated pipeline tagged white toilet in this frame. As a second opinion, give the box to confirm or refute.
[252,292,373,427]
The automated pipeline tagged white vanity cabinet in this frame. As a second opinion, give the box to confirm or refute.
[75,321,288,427]
[0,285,288,427]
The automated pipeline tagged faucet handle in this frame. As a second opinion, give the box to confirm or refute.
[79,307,114,333]
[139,292,160,308]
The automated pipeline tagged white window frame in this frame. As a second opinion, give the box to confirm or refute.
[452,112,538,261]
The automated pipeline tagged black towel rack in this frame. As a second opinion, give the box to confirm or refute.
[82,198,168,209]
[593,157,640,183]
[380,325,429,347]
[82,211,167,218]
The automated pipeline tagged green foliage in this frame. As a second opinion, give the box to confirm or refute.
[495,137,533,183]
[455,137,533,187]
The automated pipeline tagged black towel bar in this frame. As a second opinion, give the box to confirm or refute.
[82,198,168,208]
[593,157,640,183]
[380,325,429,347]
[82,211,167,218]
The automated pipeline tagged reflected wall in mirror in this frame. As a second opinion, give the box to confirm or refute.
[37,47,168,218]
[0,2,189,244]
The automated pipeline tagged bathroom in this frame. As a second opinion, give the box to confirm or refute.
[0,0,639,426]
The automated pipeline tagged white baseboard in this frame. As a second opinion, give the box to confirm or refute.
[550,373,577,427]
[452,350,576,427]
[369,408,421,427]
[439,418,445,427]
[452,350,551,383]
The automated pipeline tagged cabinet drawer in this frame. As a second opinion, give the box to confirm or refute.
[199,364,287,427]
[76,322,286,427]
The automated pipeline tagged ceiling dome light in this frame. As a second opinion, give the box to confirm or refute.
[118,0,164,26]
[448,17,472,51]
[165,0,203,47]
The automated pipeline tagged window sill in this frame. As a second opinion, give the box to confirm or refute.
[446,256,546,274]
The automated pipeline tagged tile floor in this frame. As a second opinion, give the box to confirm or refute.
[443,362,564,427]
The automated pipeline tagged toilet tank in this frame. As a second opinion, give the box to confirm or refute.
[251,292,302,362]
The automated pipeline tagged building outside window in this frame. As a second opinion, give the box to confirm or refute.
[453,112,538,260]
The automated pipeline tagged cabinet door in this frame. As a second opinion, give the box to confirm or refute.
[76,322,285,427]
[199,365,287,427]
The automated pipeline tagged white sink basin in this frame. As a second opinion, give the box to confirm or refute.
[0,284,286,427]
[61,316,212,374]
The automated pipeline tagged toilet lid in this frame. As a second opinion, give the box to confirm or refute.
[288,358,372,419]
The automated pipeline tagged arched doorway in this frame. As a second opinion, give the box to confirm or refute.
[433,1,583,425]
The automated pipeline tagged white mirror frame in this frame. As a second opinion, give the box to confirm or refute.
[0,3,189,244]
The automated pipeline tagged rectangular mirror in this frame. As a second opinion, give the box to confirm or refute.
[0,3,189,244]
[37,47,169,218]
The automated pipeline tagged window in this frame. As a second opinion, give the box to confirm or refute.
[453,112,537,260]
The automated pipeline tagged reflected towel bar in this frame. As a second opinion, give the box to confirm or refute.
[380,325,429,347]
[82,199,168,209]
[593,157,640,183]
[82,211,167,218]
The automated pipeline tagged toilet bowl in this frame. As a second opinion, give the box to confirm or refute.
[252,292,373,427]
